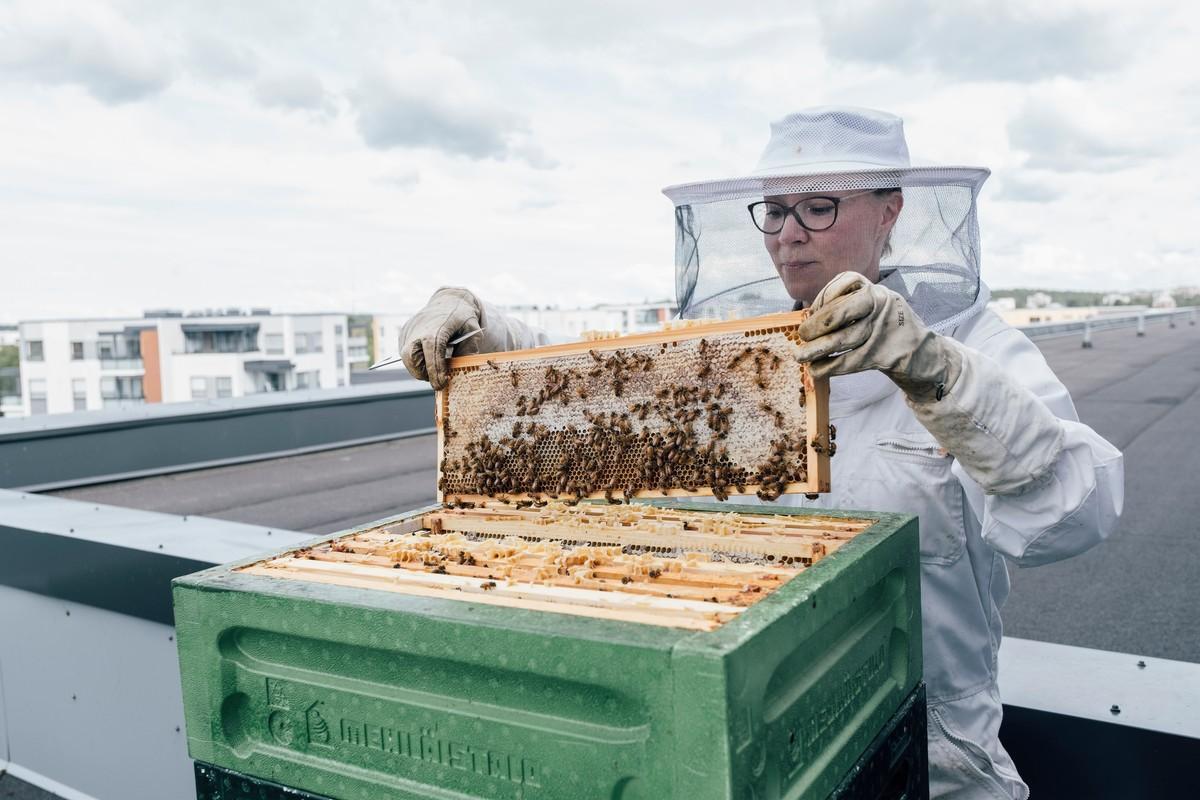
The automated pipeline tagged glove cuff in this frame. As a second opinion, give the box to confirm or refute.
[891,331,963,403]
[907,341,1065,495]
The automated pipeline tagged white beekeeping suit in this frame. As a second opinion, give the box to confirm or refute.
[667,106,1125,799]
[399,107,1124,799]
[772,289,1123,799]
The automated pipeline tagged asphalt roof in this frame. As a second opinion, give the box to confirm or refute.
[51,321,1200,663]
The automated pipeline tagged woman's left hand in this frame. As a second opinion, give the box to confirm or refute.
[794,271,962,402]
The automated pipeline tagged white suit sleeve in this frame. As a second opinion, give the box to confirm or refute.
[915,320,1124,566]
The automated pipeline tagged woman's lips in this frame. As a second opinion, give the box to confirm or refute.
[781,261,817,270]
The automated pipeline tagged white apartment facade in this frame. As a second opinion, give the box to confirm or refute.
[361,302,676,372]
[17,312,349,416]
[370,314,412,367]
[502,301,677,341]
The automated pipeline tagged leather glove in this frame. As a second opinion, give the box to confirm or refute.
[794,271,961,402]
[399,287,549,389]
[400,287,486,390]
[795,271,1065,494]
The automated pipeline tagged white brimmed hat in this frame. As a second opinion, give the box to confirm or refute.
[663,106,992,332]
[663,106,989,206]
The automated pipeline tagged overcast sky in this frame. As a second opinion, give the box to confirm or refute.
[2,0,1197,321]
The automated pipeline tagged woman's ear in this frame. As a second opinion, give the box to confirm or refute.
[881,191,904,232]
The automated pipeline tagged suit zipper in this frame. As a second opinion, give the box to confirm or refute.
[876,438,944,457]
[929,709,998,785]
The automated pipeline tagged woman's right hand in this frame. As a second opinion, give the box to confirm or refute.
[398,287,487,389]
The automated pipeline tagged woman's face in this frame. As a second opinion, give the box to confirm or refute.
[762,189,903,307]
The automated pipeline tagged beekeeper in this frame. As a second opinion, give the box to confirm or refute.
[399,106,1124,799]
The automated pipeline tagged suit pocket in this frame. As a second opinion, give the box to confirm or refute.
[873,433,966,565]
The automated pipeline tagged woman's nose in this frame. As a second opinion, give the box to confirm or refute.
[778,211,810,243]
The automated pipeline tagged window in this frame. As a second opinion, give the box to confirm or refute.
[190,376,209,400]
[295,371,319,389]
[183,329,256,354]
[216,376,233,398]
[71,341,85,360]
[29,379,47,414]
[72,378,87,411]
[293,331,324,353]
[26,340,43,361]
[264,333,284,354]
[336,348,345,368]
[334,324,344,336]
[101,376,143,406]
[97,333,141,363]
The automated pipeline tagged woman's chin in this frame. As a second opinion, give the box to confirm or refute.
[782,278,821,309]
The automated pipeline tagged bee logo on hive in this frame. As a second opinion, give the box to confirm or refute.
[307,701,332,748]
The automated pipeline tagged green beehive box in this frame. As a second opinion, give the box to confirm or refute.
[174,501,919,800]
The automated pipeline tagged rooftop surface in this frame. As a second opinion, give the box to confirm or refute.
[50,321,1200,664]
[4,320,1195,800]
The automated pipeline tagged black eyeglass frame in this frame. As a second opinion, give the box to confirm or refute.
[746,189,877,235]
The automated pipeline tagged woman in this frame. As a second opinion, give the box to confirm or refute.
[400,107,1124,798]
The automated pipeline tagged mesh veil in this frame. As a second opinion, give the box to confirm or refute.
[666,169,990,334]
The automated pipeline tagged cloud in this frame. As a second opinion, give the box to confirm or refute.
[253,70,337,118]
[992,174,1064,203]
[351,53,554,167]
[1007,99,1159,172]
[375,170,421,190]
[817,1,1123,82]
[0,2,173,104]
[186,33,259,81]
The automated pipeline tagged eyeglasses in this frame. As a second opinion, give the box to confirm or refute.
[747,190,876,235]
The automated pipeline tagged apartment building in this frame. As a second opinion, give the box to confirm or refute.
[17,311,349,416]
[369,314,412,367]
[0,324,19,417]
[502,301,677,340]
[360,302,676,372]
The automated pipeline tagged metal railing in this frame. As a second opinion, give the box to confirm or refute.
[1017,307,1197,344]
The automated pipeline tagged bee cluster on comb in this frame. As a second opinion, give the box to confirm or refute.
[437,314,830,506]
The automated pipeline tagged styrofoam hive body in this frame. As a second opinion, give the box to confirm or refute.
[173,502,920,800]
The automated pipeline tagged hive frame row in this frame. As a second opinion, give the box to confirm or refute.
[240,503,873,631]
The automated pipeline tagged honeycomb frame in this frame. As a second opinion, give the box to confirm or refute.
[436,310,831,505]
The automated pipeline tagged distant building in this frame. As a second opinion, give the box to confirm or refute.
[1151,292,1177,309]
[16,311,349,416]
[1101,292,1133,306]
[0,324,19,418]
[347,317,372,371]
[1025,292,1055,309]
[369,314,412,368]
[502,301,677,340]
[988,297,1017,312]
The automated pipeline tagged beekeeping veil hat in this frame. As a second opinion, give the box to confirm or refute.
[662,106,991,332]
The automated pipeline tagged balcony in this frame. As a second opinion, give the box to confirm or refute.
[99,357,144,371]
